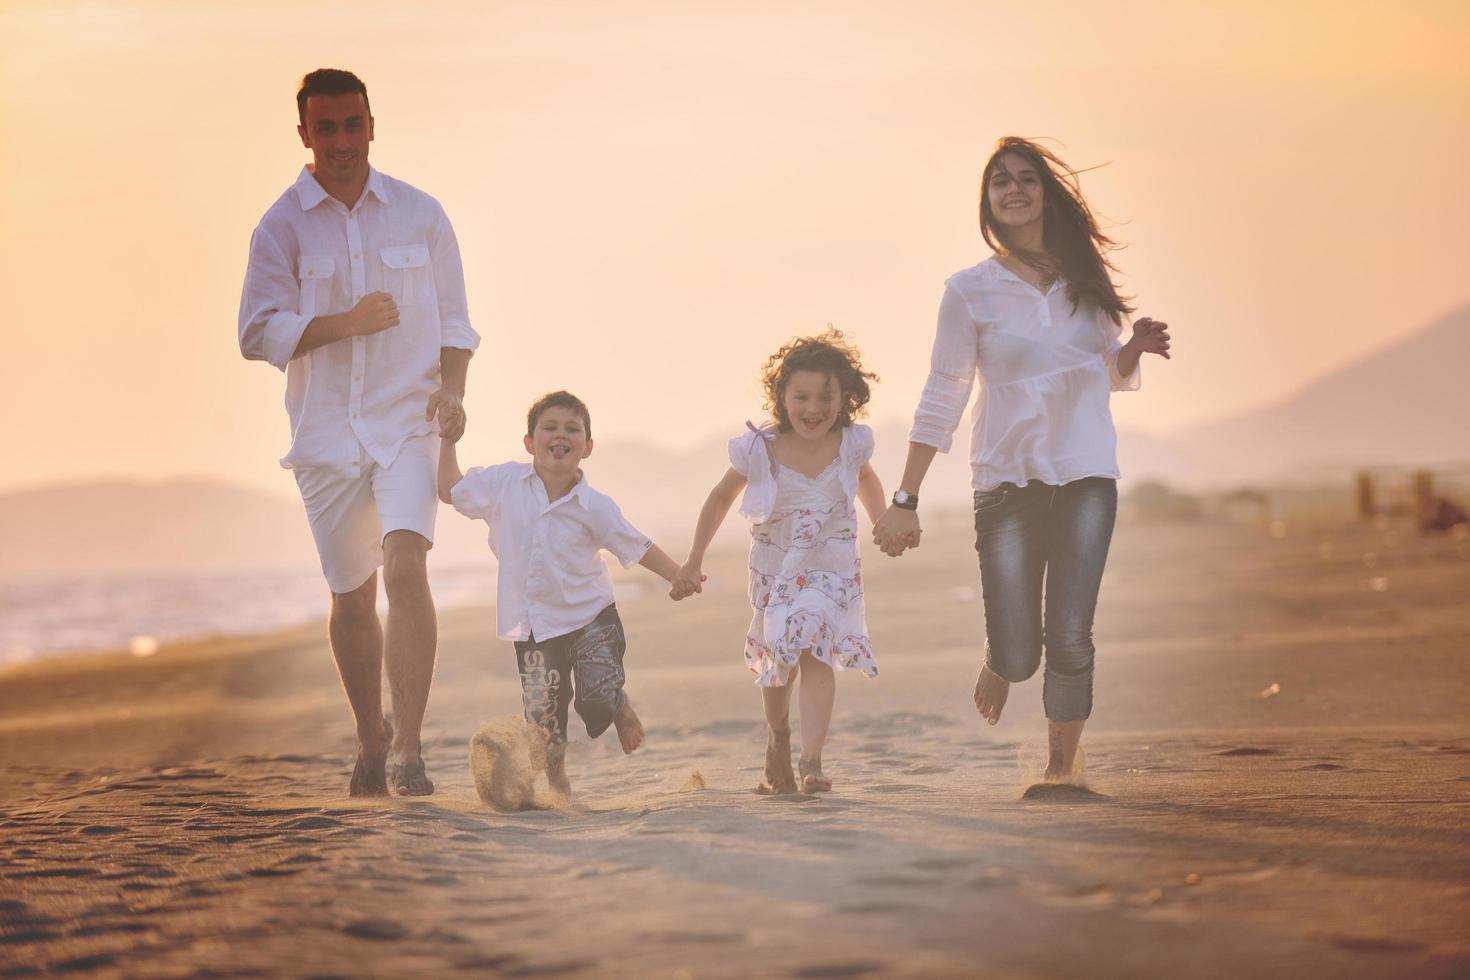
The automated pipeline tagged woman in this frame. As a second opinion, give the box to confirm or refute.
[873,137,1171,783]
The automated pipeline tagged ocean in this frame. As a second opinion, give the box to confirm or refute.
[0,564,501,667]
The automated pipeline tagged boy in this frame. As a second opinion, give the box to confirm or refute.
[438,390,688,800]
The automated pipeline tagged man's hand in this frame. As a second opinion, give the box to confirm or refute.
[1125,316,1171,360]
[347,291,400,338]
[669,561,707,601]
[426,388,466,442]
[872,505,922,558]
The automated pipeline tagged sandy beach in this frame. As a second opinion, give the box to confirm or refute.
[3,513,1469,978]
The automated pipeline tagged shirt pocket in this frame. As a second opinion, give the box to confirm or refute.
[379,243,432,306]
[297,255,335,317]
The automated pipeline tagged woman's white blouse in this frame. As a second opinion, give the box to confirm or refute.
[908,257,1140,491]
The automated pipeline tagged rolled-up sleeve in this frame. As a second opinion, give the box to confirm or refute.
[596,499,654,569]
[908,284,979,452]
[1103,314,1142,392]
[430,205,478,352]
[238,224,311,372]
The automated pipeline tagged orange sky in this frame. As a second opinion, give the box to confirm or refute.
[3,0,1468,496]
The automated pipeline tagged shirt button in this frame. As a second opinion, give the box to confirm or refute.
[352,253,360,260]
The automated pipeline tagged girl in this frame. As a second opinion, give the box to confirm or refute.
[673,330,887,794]
[873,137,1172,784]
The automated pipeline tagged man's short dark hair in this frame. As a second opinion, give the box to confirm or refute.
[526,391,593,440]
[296,69,370,126]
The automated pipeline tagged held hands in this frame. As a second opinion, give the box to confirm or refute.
[872,505,922,558]
[669,560,707,601]
[1126,316,1171,359]
[426,388,466,442]
[349,291,400,337]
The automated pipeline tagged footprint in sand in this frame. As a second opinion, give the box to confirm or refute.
[792,962,888,979]
[342,917,410,941]
[854,873,936,888]
[1020,783,1111,802]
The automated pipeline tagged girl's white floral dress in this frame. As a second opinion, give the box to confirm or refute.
[727,422,879,687]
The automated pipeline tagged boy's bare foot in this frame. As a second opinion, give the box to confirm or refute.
[350,719,392,797]
[756,728,798,794]
[1044,719,1086,782]
[613,697,644,754]
[973,664,1010,725]
[798,757,832,793]
[546,744,572,801]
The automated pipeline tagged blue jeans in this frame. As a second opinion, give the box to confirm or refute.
[973,478,1117,722]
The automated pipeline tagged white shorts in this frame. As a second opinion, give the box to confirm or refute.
[293,434,439,593]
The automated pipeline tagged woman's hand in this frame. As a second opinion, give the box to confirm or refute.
[873,505,922,557]
[669,560,707,601]
[1126,317,1171,360]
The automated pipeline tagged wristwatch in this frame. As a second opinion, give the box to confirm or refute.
[892,490,919,511]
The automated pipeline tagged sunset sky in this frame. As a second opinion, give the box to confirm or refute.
[3,0,1468,497]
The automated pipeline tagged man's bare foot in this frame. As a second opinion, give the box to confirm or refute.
[756,728,798,794]
[613,697,644,754]
[798,757,832,793]
[973,664,1010,726]
[1044,718,1086,782]
[350,719,392,797]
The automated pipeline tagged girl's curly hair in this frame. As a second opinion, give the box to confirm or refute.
[760,328,878,431]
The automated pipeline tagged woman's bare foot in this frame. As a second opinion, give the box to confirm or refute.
[756,728,798,794]
[613,697,644,754]
[973,664,1010,725]
[798,757,832,793]
[1044,719,1086,782]
[349,719,392,797]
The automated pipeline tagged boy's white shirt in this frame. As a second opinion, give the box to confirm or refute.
[450,461,652,642]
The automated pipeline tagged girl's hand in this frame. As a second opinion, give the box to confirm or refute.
[1126,317,1171,360]
[873,505,922,557]
[669,561,707,601]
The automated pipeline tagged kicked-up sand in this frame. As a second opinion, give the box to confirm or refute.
[2,514,1469,977]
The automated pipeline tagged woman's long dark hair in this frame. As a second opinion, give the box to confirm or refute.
[979,137,1133,326]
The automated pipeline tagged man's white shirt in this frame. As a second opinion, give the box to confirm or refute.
[450,463,653,642]
[239,166,479,475]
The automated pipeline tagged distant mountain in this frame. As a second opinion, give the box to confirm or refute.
[1155,304,1470,485]
[0,480,498,582]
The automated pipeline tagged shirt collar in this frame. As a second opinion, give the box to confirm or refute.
[523,464,592,509]
[293,166,391,211]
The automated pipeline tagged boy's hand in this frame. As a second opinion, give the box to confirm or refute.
[427,388,466,442]
[669,561,707,601]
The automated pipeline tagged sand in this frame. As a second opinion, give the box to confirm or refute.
[2,514,1469,978]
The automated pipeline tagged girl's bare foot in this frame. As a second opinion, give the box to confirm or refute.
[613,697,644,754]
[1044,719,1086,782]
[757,728,798,794]
[798,757,832,793]
[973,664,1010,725]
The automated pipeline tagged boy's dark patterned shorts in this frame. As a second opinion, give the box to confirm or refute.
[512,604,627,744]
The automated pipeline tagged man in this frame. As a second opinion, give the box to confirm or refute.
[239,69,477,797]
